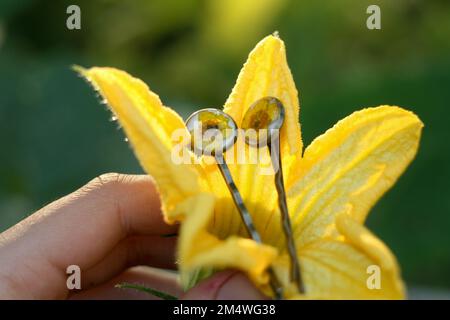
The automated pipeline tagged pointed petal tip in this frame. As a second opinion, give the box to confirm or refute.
[249,33,285,54]
[73,66,125,78]
[71,64,87,76]
[261,32,285,47]
[369,105,424,128]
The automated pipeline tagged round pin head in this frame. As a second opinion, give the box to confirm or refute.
[185,108,238,156]
[241,96,285,147]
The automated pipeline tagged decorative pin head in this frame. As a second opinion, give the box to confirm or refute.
[185,108,238,156]
[241,97,285,147]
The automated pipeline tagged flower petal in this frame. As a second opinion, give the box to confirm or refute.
[198,144,286,247]
[77,67,201,220]
[176,192,278,295]
[78,67,279,293]
[223,34,302,156]
[273,213,405,299]
[286,106,423,246]
[205,34,303,249]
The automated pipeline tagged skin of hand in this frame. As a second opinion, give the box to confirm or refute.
[0,173,267,300]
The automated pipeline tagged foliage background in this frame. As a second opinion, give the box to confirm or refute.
[1,0,449,292]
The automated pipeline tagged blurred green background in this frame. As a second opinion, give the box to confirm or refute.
[1,0,449,293]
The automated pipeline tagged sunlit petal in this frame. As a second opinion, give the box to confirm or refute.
[223,34,302,157]
[176,192,278,295]
[77,67,201,220]
[273,213,405,299]
[287,106,423,246]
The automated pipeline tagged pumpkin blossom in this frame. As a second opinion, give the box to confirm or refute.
[76,34,423,299]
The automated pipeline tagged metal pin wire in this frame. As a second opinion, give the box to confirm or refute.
[215,153,284,299]
[268,133,305,294]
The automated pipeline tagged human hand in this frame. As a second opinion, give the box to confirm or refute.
[0,173,267,300]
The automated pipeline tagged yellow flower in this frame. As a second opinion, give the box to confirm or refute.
[76,34,423,299]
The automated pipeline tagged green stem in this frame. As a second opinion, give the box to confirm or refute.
[115,283,178,300]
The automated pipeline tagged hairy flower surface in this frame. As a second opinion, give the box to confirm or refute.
[77,34,423,299]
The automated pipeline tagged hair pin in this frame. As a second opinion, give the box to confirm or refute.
[242,97,304,294]
[185,108,284,299]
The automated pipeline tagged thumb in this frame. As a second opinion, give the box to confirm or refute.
[181,270,269,300]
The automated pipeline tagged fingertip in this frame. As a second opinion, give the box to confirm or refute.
[182,271,269,300]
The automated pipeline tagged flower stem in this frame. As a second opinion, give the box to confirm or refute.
[115,283,178,300]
